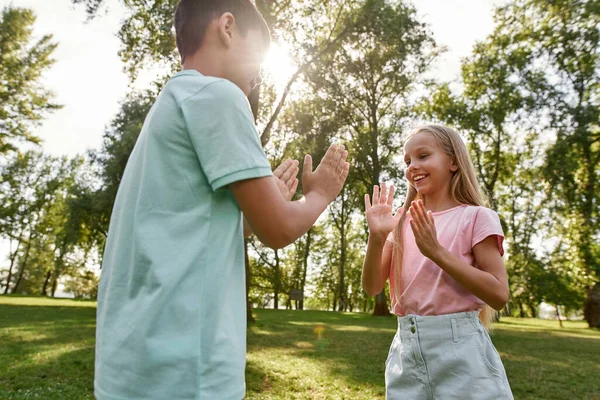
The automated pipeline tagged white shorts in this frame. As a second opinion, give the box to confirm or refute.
[385,311,513,400]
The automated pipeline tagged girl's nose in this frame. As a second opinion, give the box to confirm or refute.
[408,163,419,173]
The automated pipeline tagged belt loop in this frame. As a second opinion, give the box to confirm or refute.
[451,318,459,343]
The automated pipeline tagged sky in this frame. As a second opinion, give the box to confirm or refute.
[1,0,509,292]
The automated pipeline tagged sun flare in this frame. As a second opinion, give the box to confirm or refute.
[262,42,296,94]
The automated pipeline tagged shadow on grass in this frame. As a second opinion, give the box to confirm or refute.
[2,303,599,400]
[0,305,96,400]
[248,309,600,400]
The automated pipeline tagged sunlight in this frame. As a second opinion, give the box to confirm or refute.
[262,42,297,95]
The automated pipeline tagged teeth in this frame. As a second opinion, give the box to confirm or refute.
[414,175,426,182]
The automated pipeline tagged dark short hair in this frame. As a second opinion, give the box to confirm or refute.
[174,0,270,63]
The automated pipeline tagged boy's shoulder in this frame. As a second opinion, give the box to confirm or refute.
[167,70,246,105]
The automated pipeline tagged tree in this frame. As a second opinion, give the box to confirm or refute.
[489,0,600,327]
[72,0,358,322]
[0,152,62,293]
[0,151,88,296]
[306,0,439,315]
[0,6,61,155]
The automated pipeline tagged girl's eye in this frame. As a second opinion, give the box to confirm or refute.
[405,160,411,166]
[419,154,428,159]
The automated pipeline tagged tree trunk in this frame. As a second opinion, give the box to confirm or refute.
[584,283,600,328]
[51,272,59,297]
[518,299,526,318]
[12,239,32,294]
[555,305,563,328]
[578,130,597,327]
[527,301,537,318]
[299,229,312,310]
[373,290,391,316]
[273,250,280,309]
[42,270,52,296]
[4,238,22,294]
[338,204,346,311]
[244,239,255,323]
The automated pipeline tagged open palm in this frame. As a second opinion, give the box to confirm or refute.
[364,183,402,239]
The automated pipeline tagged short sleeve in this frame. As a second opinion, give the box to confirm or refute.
[180,79,272,191]
[472,208,504,256]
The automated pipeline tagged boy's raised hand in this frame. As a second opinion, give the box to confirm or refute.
[301,144,350,203]
[364,182,402,240]
[273,159,299,201]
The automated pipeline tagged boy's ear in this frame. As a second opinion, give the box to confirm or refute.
[218,13,235,48]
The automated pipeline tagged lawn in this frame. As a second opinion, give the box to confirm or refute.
[1,296,599,399]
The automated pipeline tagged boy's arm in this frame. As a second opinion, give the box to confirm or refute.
[231,144,349,249]
[243,159,299,238]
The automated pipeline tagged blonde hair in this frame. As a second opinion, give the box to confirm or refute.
[392,124,497,329]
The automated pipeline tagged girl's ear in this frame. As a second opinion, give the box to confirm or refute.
[450,160,459,172]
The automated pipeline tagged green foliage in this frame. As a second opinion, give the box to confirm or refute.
[0,6,61,154]
[0,151,94,297]
[63,270,99,300]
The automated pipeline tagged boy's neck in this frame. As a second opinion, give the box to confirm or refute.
[182,48,225,79]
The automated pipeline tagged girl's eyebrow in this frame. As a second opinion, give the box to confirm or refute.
[404,146,431,159]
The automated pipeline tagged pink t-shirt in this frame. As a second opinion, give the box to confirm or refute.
[387,204,504,316]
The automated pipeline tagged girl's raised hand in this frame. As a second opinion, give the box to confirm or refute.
[409,200,441,259]
[364,182,402,241]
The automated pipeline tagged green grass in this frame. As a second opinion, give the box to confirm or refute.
[1,296,599,400]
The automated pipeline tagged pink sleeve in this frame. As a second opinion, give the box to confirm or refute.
[471,208,504,256]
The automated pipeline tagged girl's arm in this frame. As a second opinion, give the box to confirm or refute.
[429,237,509,310]
[361,236,393,296]
[409,200,509,310]
[361,183,401,296]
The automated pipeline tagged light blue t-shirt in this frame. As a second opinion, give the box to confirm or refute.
[94,70,272,400]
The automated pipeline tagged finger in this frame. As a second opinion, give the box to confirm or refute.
[336,150,349,173]
[273,159,291,178]
[290,178,298,196]
[286,176,295,189]
[287,167,299,188]
[302,155,313,181]
[417,201,430,226]
[365,193,372,210]
[340,162,350,182]
[410,203,425,230]
[409,218,419,236]
[280,162,298,183]
[427,210,435,226]
[380,182,387,204]
[387,185,395,206]
[410,201,421,224]
[372,185,380,204]
[413,201,426,224]
[321,144,338,166]
[331,144,345,166]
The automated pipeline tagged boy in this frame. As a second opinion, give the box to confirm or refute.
[94,0,350,399]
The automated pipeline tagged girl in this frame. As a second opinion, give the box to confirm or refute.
[362,124,513,399]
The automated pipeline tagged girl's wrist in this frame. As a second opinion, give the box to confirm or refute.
[429,244,446,266]
[368,232,388,245]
